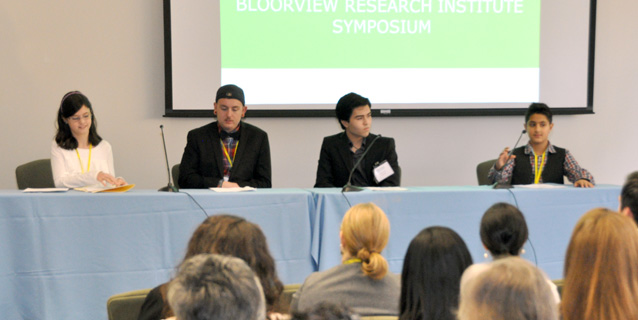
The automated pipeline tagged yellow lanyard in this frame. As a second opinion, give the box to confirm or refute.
[75,144,92,173]
[533,151,546,184]
[344,258,362,265]
[221,141,239,167]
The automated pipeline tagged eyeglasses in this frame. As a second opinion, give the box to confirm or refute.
[68,113,91,122]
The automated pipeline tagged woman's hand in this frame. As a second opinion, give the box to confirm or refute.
[96,171,124,186]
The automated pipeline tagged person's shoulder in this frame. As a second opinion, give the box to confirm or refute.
[303,263,352,286]
[97,139,112,148]
[186,122,218,137]
[241,121,267,136]
[460,263,490,288]
[376,134,396,144]
[323,132,346,143]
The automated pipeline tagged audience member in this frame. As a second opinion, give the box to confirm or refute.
[620,171,638,223]
[291,203,400,316]
[458,257,559,320]
[561,208,638,320]
[399,226,472,320]
[461,202,559,302]
[166,254,265,320]
[138,215,284,320]
[51,90,127,188]
[290,302,359,320]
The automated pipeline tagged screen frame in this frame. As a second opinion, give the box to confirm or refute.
[163,0,596,118]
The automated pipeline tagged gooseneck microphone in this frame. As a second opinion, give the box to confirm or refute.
[493,129,527,189]
[159,125,178,192]
[342,135,382,192]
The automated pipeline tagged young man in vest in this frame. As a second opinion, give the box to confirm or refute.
[488,103,594,187]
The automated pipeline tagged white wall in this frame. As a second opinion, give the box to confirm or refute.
[0,1,636,190]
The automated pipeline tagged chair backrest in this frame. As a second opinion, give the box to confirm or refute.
[171,164,180,189]
[15,159,55,189]
[552,279,564,297]
[476,159,497,185]
[278,283,301,313]
[106,288,151,320]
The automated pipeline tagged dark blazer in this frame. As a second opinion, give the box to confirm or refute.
[178,121,271,188]
[314,132,400,188]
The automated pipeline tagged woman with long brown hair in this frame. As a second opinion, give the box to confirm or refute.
[138,215,284,320]
[561,208,638,320]
[291,202,400,316]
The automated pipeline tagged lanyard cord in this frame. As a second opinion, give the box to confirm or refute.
[75,144,92,173]
[221,140,239,167]
[533,151,546,184]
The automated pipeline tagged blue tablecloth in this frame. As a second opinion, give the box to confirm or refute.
[0,185,621,319]
[309,185,621,280]
[0,189,315,320]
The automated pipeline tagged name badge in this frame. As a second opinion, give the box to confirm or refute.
[373,160,394,184]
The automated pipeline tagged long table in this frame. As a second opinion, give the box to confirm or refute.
[0,186,621,319]
[0,189,316,320]
[310,185,621,280]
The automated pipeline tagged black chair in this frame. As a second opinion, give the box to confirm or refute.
[476,159,497,185]
[15,159,55,189]
[172,164,180,189]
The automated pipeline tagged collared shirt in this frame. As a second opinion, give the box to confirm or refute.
[349,137,368,186]
[488,142,595,185]
[219,125,240,180]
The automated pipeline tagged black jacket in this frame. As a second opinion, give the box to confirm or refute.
[314,132,400,188]
[178,121,271,188]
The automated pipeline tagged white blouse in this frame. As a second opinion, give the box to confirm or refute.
[51,140,116,188]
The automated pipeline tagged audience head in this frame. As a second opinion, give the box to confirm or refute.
[561,208,638,320]
[620,171,638,223]
[399,226,473,320]
[167,254,266,320]
[55,90,102,149]
[458,257,558,320]
[291,302,360,320]
[184,215,283,311]
[340,202,390,280]
[335,92,371,130]
[480,202,528,257]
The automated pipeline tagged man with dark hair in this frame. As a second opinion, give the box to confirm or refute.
[488,103,594,187]
[314,92,400,188]
[179,84,271,188]
[167,254,266,320]
[620,171,638,224]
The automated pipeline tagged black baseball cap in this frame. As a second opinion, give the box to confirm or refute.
[216,84,245,106]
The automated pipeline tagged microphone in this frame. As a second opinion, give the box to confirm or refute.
[342,135,382,192]
[493,129,527,189]
[159,125,178,192]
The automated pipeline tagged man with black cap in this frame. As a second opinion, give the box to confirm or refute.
[178,84,271,188]
[314,92,400,188]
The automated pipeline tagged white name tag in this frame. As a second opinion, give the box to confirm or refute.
[373,160,394,184]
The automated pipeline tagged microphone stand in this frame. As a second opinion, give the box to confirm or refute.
[493,130,526,189]
[342,135,381,192]
[159,125,178,192]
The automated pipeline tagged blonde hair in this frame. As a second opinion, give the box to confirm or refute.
[458,257,558,320]
[562,208,638,320]
[341,202,390,280]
